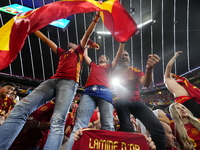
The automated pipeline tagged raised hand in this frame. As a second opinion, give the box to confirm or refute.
[146,54,161,72]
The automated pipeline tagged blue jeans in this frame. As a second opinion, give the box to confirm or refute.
[67,94,114,150]
[114,100,166,150]
[0,79,78,150]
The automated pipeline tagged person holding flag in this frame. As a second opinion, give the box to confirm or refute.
[0,12,100,150]
[67,39,125,149]
[164,51,200,118]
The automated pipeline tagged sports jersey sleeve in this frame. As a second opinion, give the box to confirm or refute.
[89,61,95,68]
[57,47,66,56]
[133,67,144,80]
[76,45,84,54]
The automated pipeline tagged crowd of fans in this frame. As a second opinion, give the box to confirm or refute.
[0,66,199,149]
[0,52,200,150]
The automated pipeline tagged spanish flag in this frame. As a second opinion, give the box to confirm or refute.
[174,74,200,104]
[0,0,137,70]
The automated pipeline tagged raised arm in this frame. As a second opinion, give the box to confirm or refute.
[80,12,100,49]
[111,43,125,69]
[34,30,57,54]
[164,51,183,79]
[83,48,92,66]
[139,54,161,87]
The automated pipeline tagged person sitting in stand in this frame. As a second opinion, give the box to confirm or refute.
[9,100,55,150]
[59,109,74,150]
[0,82,16,126]
[88,106,101,129]
[169,103,200,150]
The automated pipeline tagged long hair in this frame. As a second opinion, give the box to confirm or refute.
[169,103,200,150]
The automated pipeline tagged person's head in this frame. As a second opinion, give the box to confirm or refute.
[71,100,77,109]
[67,42,78,50]
[98,55,109,65]
[170,103,190,119]
[9,87,19,105]
[169,103,200,149]
[10,91,17,100]
[120,50,130,68]
[0,82,16,97]
[160,121,176,148]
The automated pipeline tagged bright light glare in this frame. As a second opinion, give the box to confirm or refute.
[112,78,120,85]
[96,31,111,35]
[137,19,153,28]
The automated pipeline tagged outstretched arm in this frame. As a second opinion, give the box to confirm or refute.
[83,48,92,66]
[80,12,100,49]
[111,43,125,69]
[164,51,182,79]
[34,30,57,54]
[139,54,161,87]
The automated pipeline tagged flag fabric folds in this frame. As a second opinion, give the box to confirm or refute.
[174,74,200,104]
[0,0,137,70]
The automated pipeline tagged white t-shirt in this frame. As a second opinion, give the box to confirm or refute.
[136,118,147,136]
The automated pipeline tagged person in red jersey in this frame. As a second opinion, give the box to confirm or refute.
[60,111,74,150]
[88,106,101,129]
[164,51,200,118]
[169,103,200,150]
[67,40,125,150]
[112,50,166,150]
[9,101,55,150]
[0,12,100,150]
[0,82,16,126]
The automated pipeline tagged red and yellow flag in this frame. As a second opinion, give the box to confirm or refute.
[174,74,200,104]
[0,0,137,70]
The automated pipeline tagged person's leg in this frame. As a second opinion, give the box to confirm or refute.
[114,99,135,132]
[44,79,78,150]
[182,99,200,118]
[0,79,56,150]
[129,101,166,150]
[67,94,96,150]
[97,99,114,131]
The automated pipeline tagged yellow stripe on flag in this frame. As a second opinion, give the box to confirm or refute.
[100,0,116,23]
[0,18,14,51]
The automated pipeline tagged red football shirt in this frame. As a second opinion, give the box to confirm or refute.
[72,129,149,150]
[170,120,200,149]
[113,66,144,101]
[90,110,98,122]
[0,96,11,115]
[64,112,74,138]
[85,62,113,89]
[51,45,84,83]
[10,101,55,149]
